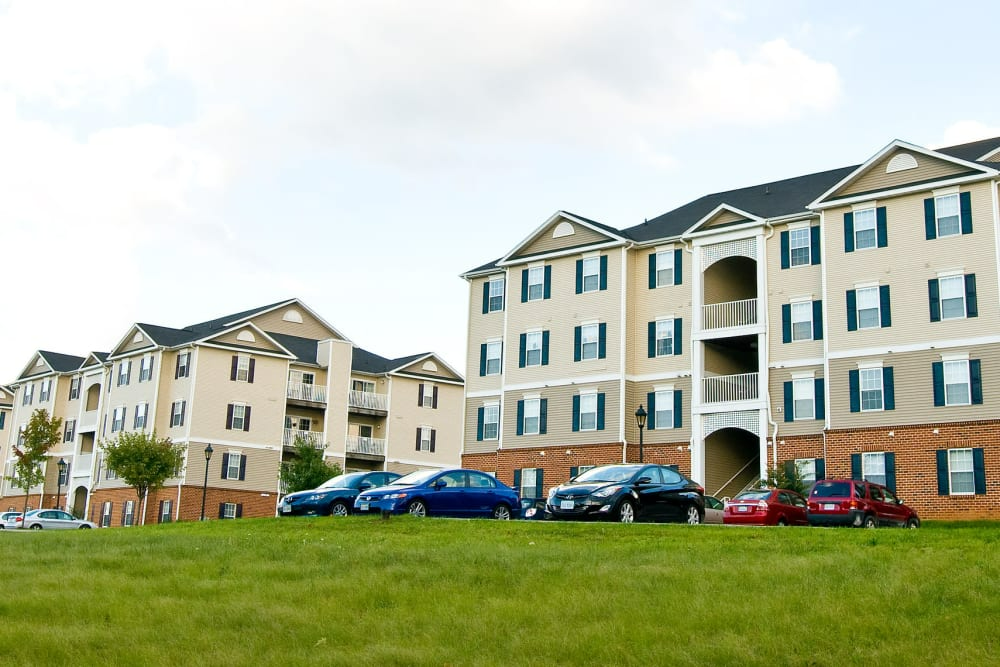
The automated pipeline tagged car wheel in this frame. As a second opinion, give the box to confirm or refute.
[408,500,428,518]
[616,500,635,523]
[685,505,702,525]
[906,518,920,529]
[79,525,91,529]
[29,524,42,530]
[863,515,877,529]
[329,501,349,517]
[492,504,511,520]
[777,517,788,526]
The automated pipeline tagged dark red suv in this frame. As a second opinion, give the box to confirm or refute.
[807,479,920,528]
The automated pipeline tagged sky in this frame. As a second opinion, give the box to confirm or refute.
[3,0,1000,383]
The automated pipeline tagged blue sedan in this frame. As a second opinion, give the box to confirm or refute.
[279,471,401,516]
[354,468,521,519]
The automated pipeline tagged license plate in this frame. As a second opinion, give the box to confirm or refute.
[358,502,369,511]
[560,500,574,510]
[737,505,748,512]
[823,503,837,511]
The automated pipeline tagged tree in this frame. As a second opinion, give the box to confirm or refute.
[6,409,62,525]
[101,431,185,525]
[759,464,809,496]
[279,437,342,494]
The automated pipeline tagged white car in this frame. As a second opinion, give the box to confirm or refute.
[19,509,96,530]
[0,511,22,529]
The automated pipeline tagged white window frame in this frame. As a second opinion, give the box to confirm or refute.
[795,459,817,484]
[935,193,961,237]
[654,389,674,430]
[39,379,51,402]
[139,356,153,382]
[523,398,540,436]
[580,323,599,361]
[488,277,505,312]
[526,266,544,301]
[64,419,76,443]
[789,227,811,267]
[225,452,242,480]
[485,340,502,375]
[170,400,185,428]
[862,452,887,486]
[860,368,884,412]
[854,207,877,250]
[483,403,499,440]
[231,404,247,431]
[655,250,674,287]
[352,379,376,393]
[422,385,435,408]
[160,500,173,523]
[222,502,238,519]
[69,377,81,400]
[101,501,112,528]
[581,256,600,293]
[939,275,966,320]
[235,355,251,382]
[579,393,598,431]
[520,468,538,499]
[300,372,314,385]
[525,331,543,367]
[655,319,674,357]
[943,360,971,406]
[134,402,148,430]
[947,448,975,495]
[22,383,33,405]
[856,286,881,330]
[419,427,432,452]
[177,351,191,378]
[118,360,130,386]
[793,378,815,420]
[791,301,813,342]
[123,500,135,527]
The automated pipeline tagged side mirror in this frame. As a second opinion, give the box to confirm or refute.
[434,479,447,490]
[636,476,652,485]
[358,483,372,491]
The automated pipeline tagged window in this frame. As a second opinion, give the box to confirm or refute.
[862,452,886,486]
[221,502,238,519]
[791,302,813,342]
[69,378,80,400]
[22,383,33,405]
[486,277,505,312]
[860,368,884,411]
[176,351,190,378]
[228,404,250,431]
[105,463,118,480]
[101,501,112,528]
[795,459,817,484]
[580,324,599,361]
[159,500,173,524]
[525,331,543,367]
[352,379,375,393]
[653,389,674,430]
[578,393,597,431]
[233,355,251,382]
[134,403,148,430]
[63,420,76,443]
[655,250,674,287]
[170,400,186,427]
[122,500,135,527]
[793,379,815,420]
[225,452,243,480]
[39,379,51,402]
[523,398,540,435]
[419,384,436,408]
[939,276,966,320]
[856,287,880,329]
[17,425,25,447]
[943,360,971,406]
[118,360,131,387]
[934,193,961,237]
[484,341,502,376]
[854,208,877,250]
[419,427,433,452]
[518,468,542,500]
[789,228,811,267]
[139,356,153,382]
[656,319,674,356]
[526,266,545,301]
[111,407,126,433]
[580,256,600,293]
[946,448,974,494]
[482,404,499,440]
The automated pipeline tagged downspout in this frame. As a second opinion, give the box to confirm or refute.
[763,219,779,474]
[619,244,629,464]
[682,238,697,465]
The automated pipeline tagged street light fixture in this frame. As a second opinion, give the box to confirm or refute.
[56,458,67,510]
[634,405,647,464]
[200,444,214,521]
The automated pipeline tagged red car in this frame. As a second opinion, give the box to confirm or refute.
[723,488,809,526]
[807,479,920,528]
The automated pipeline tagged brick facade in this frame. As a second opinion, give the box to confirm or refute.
[88,485,279,526]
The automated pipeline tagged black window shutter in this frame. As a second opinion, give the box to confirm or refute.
[879,285,892,328]
[932,362,945,406]
[539,399,547,434]
[520,269,528,302]
[432,386,438,408]
[928,279,941,322]
[673,319,683,356]
[815,458,826,480]
[970,360,983,405]
[783,382,793,422]
[780,230,790,269]
[543,266,552,299]
[415,428,421,451]
[646,392,656,429]
[180,401,186,426]
[236,504,243,519]
[647,321,656,358]
[783,460,795,479]
[226,404,234,429]
[849,369,860,413]
[219,503,226,519]
[813,300,823,340]
[885,452,896,492]
[936,450,949,495]
[430,430,436,453]
[965,274,977,317]
[781,305,791,344]
[541,331,549,365]
[674,248,683,285]
[238,454,247,480]
[245,404,253,428]
[175,355,181,379]
[516,401,524,436]
[597,393,605,430]
[221,453,229,480]
[810,226,821,265]
[924,198,937,240]
[476,407,484,441]
[513,469,521,490]
[815,378,825,420]
[230,356,238,381]
[844,212,855,252]
[482,282,490,314]
[158,500,164,524]
[535,470,544,500]
[573,326,581,362]
[973,448,986,494]
[570,466,578,479]
[575,260,583,294]
[518,334,527,368]
[598,323,607,359]
[648,253,656,289]
[846,290,857,331]
[418,384,424,406]
[479,344,487,376]
[876,207,888,247]
[599,255,608,290]
[247,358,255,384]
[960,191,973,235]
[571,395,580,432]
[850,453,861,480]
[673,391,682,428]
[883,367,895,410]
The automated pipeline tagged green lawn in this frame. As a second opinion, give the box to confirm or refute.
[1,518,998,666]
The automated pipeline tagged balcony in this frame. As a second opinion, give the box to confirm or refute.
[283,429,324,448]
[702,372,759,404]
[348,390,388,414]
[71,454,93,477]
[78,410,99,433]
[702,298,758,331]
[345,436,386,457]
[287,382,327,404]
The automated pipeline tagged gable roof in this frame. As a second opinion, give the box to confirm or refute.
[38,351,86,373]
[134,323,201,348]
[350,348,433,376]
[186,299,297,333]
[935,136,1000,164]
[498,210,628,266]
[268,332,319,365]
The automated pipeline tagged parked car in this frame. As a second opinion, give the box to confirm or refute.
[807,479,920,528]
[1,511,22,529]
[520,498,548,520]
[279,471,402,516]
[19,509,96,530]
[546,464,705,524]
[355,468,521,519]
[703,496,725,524]
[723,488,809,526]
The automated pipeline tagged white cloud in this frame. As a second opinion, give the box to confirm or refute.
[938,120,1000,148]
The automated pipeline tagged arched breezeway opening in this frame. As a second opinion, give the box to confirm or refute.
[704,427,760,500]
[71,486,88,519]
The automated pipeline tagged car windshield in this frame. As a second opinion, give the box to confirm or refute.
[573,465,641,483]
[317,473,366,490]
[387,469,442,487]
[811,481,852,498]
[734,490,771,501]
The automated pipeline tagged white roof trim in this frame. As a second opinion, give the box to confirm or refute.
[682,204,763,238]
[497,211,626,266]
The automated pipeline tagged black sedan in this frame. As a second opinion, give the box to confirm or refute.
[279,471,401,516]
[546,464,705,524]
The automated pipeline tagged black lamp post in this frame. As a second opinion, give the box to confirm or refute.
[635,405,647,463]
[200,444,214,521]
[56,458,67,510]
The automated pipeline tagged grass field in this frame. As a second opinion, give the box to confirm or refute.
[1,517,998,666]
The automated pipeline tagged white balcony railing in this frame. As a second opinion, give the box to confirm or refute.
[345,436,386,457]
[283,429,324,448]
[287,382,327,403]
[348,390,388,411]
[702,372,759,403]
[72,454,93,477]
[79,410,99,432]
[702,298,758,330]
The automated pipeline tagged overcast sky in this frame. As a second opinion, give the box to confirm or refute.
[3,1,999,383]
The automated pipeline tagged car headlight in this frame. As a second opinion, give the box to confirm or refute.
[385,493,408,500]
[547,487,558,500]
[592,485,622,499]
[306,494,324,501]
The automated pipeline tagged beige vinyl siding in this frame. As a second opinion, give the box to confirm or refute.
[50,376,76,423]
[323,339,354,455]
[210,329,287,353]
[156,349,193,434]
[828,344,1000,429]
[395,359,462,382]
[624,378,692,444]
[702,210,750,228]
[386,377,463,465]
[768,366,825,437]
[185,440,280,491]
[513,221,611,259]
[465,274,506,394]
[836,151,974,198]
[464,398,501,455]
[505,253,622,383]
[629,247,692,376]
[188,348,287,445]
[825,184,1000,353]
[247,306,342,340]
[104,353,160,437]
[119,333,156,355]
[501,381,622,450]
[288,364,328,389]
[766,223,823,362]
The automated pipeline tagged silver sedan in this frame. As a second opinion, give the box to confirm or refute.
[20,509,96,530]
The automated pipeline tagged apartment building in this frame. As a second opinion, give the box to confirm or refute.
[462,137,1000,519]
[1,299,463,524]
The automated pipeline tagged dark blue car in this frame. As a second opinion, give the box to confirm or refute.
[354,468,521,519]
[279,471,401,516]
